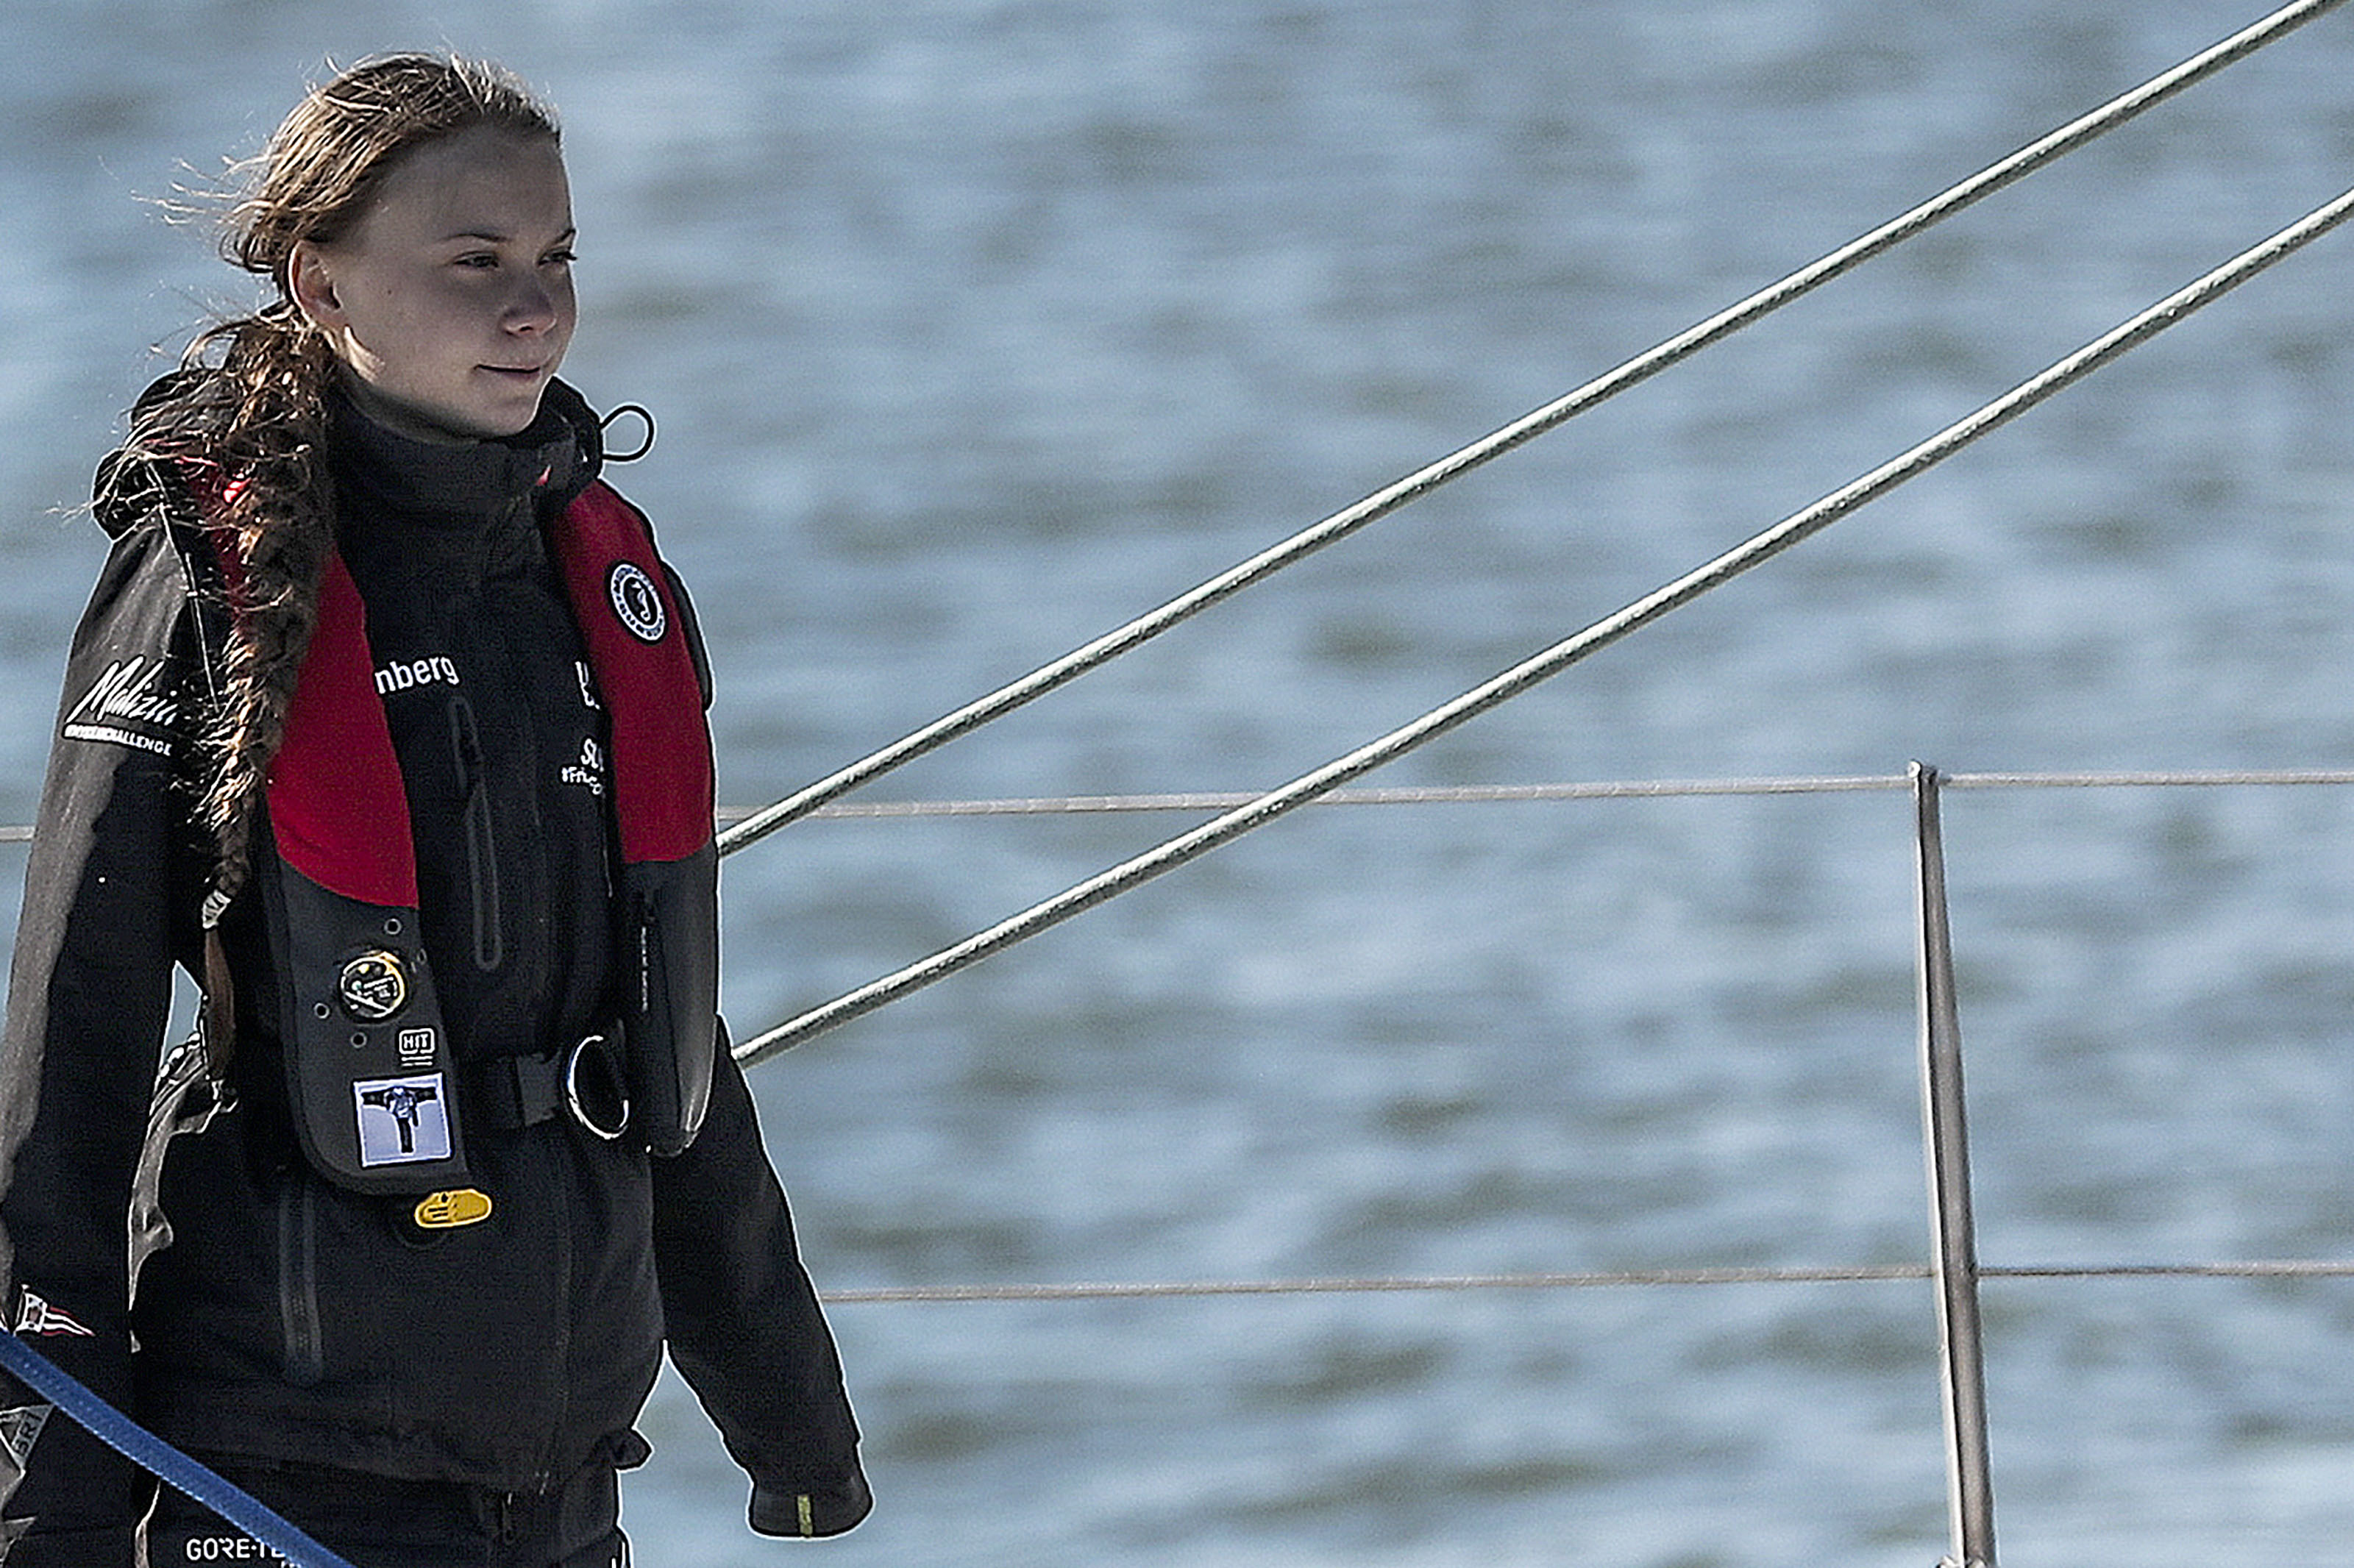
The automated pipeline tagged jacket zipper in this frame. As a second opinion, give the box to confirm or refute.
[449,694,504,972]
[276,1172,324,1387]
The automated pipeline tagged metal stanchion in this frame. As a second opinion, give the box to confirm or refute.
[1912,763,1997,1568]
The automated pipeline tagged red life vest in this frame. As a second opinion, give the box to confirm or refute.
[269,480,714,903]
[228,480,720,1194]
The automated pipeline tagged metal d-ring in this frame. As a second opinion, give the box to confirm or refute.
[563,1033,633,1141]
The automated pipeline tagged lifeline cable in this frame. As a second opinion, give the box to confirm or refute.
[0,1332,358,1568]
[736,180,2354,1065]
[814,1256,2354,1305]
[714,0,2350,860]
[21,764,2354,844]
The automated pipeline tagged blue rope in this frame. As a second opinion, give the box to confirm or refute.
[0,1330,358,1568]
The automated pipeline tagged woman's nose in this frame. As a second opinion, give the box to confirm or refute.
[505,275,560,334]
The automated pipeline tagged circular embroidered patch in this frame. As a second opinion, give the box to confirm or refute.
[608,562,668,644]
[338,950,410,1022]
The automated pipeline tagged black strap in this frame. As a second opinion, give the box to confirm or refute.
[470,1051,566,1133]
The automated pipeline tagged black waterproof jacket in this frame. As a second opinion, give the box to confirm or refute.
[0,383,862,1562]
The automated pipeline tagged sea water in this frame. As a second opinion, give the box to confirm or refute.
[6,2,2354,1563]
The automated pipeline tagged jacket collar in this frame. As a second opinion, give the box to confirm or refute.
[328,379,604,582]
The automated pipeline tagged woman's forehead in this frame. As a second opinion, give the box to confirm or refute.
[360,127,572,241]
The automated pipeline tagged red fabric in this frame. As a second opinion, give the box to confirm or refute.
[547,481,715,865]
[249,479,714,906]
[268,554,419,905]
[198,495,419,908]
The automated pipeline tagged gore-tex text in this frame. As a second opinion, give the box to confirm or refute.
[177,1535,291,1553]
[178,1536,290,1562]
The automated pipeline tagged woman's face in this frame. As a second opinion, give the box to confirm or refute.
[290,126,576,445]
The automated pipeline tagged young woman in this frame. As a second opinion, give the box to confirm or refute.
[0,54,868,1566]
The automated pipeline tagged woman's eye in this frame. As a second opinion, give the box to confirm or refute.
[544,249,577,268]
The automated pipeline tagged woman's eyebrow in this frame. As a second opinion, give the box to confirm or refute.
[437,224,577,244]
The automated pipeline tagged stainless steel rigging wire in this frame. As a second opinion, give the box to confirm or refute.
[737,181,2354,1065]
[819,1257,2354,1306]
[714,0,2349,861]
[730,766,2354,822]
[19,764,2354,847]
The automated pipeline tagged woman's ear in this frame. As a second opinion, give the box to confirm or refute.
[287,241,345,332]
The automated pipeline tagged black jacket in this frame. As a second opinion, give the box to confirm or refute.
[0,383,861,1561]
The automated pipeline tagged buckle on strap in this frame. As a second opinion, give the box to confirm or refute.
[473,1034,631,1141]
[473,1050,562,1132]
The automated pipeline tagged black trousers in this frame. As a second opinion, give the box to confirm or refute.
[141,1452,628,1568]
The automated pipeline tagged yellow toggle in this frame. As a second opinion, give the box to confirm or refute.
[413,1188,494,1230]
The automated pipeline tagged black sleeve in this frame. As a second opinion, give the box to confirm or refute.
[0,518,209,1560]
[650,1041,866,1522]
[658,562,713,710]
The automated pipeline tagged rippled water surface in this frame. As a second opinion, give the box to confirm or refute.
[7,3,2354,1564]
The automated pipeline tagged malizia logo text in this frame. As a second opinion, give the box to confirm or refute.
[63,656,182,755]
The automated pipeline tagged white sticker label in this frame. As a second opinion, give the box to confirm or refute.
[353,1073,452,1166]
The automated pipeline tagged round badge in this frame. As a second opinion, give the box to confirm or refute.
[608,562,668,644]
[338,950,410,1022]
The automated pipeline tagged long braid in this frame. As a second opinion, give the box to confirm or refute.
[150,307,337,905]
[102,304,337,1061]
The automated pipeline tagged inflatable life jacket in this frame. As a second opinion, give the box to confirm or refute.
[232,480,718,1196]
